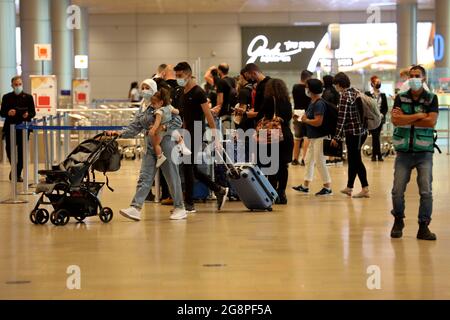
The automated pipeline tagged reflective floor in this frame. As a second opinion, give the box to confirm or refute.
[1,153,450,299]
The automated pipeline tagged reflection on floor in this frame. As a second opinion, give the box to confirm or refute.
[0,153,450,299]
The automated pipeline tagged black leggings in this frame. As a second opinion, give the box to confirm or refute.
[183,164,222,206]
[370,124,383,158]
[345,134,369,189]
[268,164,289,195]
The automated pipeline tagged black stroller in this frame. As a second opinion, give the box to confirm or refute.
[30,133,121,226]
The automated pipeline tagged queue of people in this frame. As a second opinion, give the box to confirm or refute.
[0,62,439,241]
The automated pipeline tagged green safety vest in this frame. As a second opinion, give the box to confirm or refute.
[392,90,437,153]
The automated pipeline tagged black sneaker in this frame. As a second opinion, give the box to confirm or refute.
[378,157,384,162]
[293,185,309,193]
[371,157,377,162]
[390,217,405,238]
[185,203,197,213]
[315,188,333,196]
[145,192,155,203]
[300,159,306,166]
[215,187,229,211]
[275,193,287,205]
[417,222,437,240]
[292,159,299,166]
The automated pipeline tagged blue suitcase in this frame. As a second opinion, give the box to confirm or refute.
[218,151,278,211]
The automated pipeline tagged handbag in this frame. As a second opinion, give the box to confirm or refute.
[323,138,343,157]
[255,97,284,144]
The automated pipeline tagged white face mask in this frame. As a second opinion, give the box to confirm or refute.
[305,89,311,98]
[141,89,153,100]
[177,77,187,87]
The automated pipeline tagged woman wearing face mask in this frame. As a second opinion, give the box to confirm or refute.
[293,79,332,196]
[331,72,370,198]
[365,76,388,161]
[107,79,187,221]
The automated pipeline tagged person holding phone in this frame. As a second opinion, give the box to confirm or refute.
[1,76,36,182]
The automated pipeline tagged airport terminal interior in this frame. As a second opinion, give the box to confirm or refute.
[1,0,450,300]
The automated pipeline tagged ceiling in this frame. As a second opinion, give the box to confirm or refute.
[72,0,435,14]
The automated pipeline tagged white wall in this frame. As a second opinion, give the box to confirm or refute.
[88,10,434,99]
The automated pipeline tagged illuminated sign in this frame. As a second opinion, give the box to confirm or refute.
[246,35,316,64]
[241,26,327,71]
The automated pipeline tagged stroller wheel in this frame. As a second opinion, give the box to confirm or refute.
[99,207,113,223]
[36,209,50,224]
[51,209,70,226]
[30,210,38,224]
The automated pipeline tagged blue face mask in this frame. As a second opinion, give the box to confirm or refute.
[409,78,423,91]
[141,89,153,100]
[177,77,187,87]
[14,86,23,95]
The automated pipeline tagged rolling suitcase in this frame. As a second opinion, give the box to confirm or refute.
[217,151,278,212]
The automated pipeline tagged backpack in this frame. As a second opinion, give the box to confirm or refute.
[224,77,238,114]
[357,90,382,130]
[92,139,121,173]
[318,99,338,136]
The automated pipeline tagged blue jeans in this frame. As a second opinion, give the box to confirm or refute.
[131,136,184,210]
[391,152,433,223]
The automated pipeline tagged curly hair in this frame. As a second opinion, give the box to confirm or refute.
[264,78,289,103]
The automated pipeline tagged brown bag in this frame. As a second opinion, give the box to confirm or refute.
[255,97,284,144]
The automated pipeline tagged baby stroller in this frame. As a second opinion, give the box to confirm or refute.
[29,133,121,226]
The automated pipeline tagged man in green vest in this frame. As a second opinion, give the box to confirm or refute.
[390,65,439,240]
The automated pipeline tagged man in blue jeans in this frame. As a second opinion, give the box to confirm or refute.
[390,65,439,240]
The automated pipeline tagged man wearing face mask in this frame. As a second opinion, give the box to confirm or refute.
[241,63,270,126]
[1,76,36,182]
[390,65,439,241]
[365,76,388,161]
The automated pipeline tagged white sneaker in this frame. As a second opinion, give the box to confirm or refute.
[170,208,187,220]
[156,153,167,168]
[119,207,141,221]
[179,142,192,156]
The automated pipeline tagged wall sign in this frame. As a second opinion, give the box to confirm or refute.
[241,26,327,71]
[30,75,57,117]
[34,44,52,61]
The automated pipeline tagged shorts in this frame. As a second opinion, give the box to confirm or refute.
[293,120,307,140]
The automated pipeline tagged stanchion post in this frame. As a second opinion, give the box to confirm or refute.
[56,113,62,163]
[49,115,55,165]
[64,112,70,157]
[1,124,28,204]
[43,117,50,170]
[33,125,39,185]
[20,124,34,195]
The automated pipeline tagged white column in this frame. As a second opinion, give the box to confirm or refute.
[51,0,73,93]
[0,0,17,95]
[73,7,89,79]
[20,0,52,92]
[396,0,417,69]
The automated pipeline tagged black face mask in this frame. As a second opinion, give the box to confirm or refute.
[373,83,381,89]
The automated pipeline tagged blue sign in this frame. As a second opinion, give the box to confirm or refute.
[434,34,445,61]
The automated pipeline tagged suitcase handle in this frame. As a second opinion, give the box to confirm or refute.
[215,148,240,179]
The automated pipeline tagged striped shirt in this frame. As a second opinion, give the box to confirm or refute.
[334,87,367,140]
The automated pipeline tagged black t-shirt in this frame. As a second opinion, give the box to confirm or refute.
[238,83,253,107]
[254,76,271,113]
[216,76,237,116]
[181,85,208,135]
[0,92,36,130]
[292,83,311,110]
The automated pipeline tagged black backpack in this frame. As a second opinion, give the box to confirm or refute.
[224,77,238,114]
[318,99,338,136]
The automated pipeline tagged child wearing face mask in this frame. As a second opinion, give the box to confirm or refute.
[149,88,191,168]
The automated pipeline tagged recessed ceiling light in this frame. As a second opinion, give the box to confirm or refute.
[293,22,322,26]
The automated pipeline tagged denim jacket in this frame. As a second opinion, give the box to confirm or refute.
[121,102,182,153]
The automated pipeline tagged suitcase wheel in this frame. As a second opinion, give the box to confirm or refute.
[267,207,273,212]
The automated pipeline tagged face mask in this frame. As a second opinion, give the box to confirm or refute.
[305,89,311,98]
[373,83,381,89]
[177,77,187,87]
[14,86,23,95]
[141,89,153,100]
[409,78,423,91]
